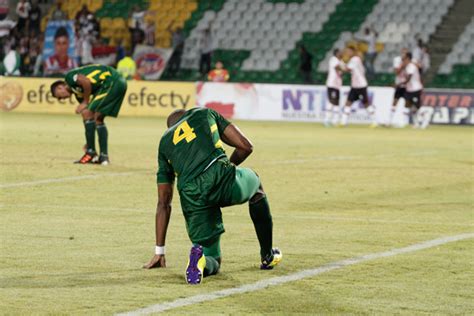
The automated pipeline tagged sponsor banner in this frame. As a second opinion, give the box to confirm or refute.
[423,89,474,125]
[0,77,194,117]
[133,45,173,80]
[196,82,405,125]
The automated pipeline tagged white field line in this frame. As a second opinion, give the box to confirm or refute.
[117,233,474,315]
[0,171,147,189]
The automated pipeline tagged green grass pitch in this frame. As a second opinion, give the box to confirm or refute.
[0,112,473,314]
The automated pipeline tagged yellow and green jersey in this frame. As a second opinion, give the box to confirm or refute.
[64,64,120,102]
[157,108,231,189]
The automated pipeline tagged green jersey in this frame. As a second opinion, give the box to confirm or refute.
[64,64,120,102]
[157,108,231,189]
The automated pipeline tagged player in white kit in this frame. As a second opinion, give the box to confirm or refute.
[340,47,376,127]
[324,49,344,126]
[401,52,433,129]
[390,48,408,126]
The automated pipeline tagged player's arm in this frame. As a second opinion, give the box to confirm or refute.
[74,74,93,114]
[221,124,253,166]
[143,183,173,269]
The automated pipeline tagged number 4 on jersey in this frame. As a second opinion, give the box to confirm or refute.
[173,121,197,145]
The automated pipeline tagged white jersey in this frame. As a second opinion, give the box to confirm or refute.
[326,56,343,89]
[393,56,406,86]
[347,56,368,88]
[405,62,423,92]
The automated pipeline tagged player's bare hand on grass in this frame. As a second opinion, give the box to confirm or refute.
[143,255,166,269]
[75,102,87,114]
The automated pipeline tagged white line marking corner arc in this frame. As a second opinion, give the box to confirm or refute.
[117,233,474,315]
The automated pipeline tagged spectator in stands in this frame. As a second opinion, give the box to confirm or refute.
[167,21,184,76]
[44,26,78,76]
[115,39,126,65]
[15,0,30,34]
[51,2,67,21]
[145,20,155,46]
[130,5,146,31]
[117,50,136,80]
[299,44,313,83]
[421,46,430,75]
[28,0,41,36]
[207,61,229,82]
[18,35,29,73]
[75,5,91,30]
[33,34,44,76]
[199,28,213,76]
[412,39,424,67]
[361,27,378,80]
[2,43,21,76]
[0,16,16,39]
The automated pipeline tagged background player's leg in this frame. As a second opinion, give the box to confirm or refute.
[201,236,221,277]
[95,113,108,162]
[82,109,96,154]
[324,103,333,126]
[341,104,351,126]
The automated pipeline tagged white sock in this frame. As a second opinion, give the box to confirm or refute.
[419,106,434,129]
[341,106,351,126]
[402,108,410,126]
[324,104,333,124]
[332,106,340,125]
[390,107,397,125]
[366,105,376,124]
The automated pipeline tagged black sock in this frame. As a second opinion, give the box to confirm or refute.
[204,256,220,277]
[96,124,108,156]
[249,196,273,259]
[84,120,96,153]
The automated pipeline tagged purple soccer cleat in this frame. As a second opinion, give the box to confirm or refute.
[185,245,206,285]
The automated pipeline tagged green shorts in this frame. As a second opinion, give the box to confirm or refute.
[88,76,127,117]
[179,158,260,244]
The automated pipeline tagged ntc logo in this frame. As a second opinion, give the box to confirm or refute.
[282,88,374,111]
[282,89,325,111]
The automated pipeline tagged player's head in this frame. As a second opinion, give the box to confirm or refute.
[167,109,186,127]
[346,46,356,57]
[215,61,223,69]
[54,27,70,58]
[403,52,412,63]
[333,48,342,59]
[50,80,71,99]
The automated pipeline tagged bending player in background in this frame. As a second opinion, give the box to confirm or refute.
[401,53,433,129]
[340,46,377,127]
[50,64,127,164]
[324,49,344,126]
[390,48,408,127]
[143,108,282,284]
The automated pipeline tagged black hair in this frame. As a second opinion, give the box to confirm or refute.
[54,27,69,40]
[405,52,413,60]
[333,48,339,56]
[50,80,66,96]
[167,109,186,127]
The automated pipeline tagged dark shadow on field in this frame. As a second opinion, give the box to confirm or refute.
[0,269,184,289]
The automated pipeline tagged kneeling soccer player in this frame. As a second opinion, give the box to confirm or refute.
[50,64,127,164]
[143,108,282,284]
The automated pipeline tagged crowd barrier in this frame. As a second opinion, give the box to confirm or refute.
[1,76,472,125]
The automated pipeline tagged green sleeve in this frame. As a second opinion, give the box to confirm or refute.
[156,145,175,184]
[209,109,231,135]
[64,71,76,88]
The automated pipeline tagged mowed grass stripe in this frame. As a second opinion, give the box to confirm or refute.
[117,233,474,315]
[0,171,147,188]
